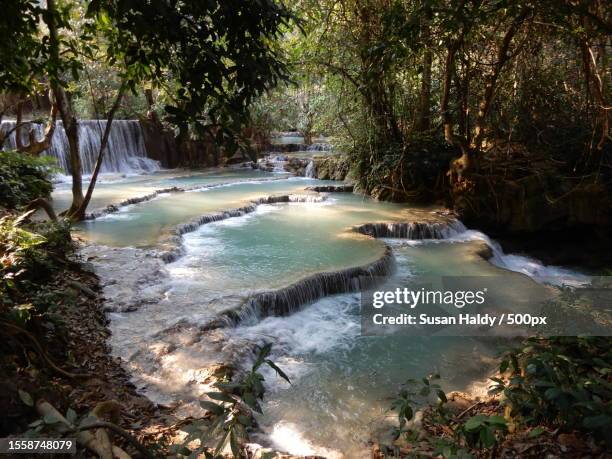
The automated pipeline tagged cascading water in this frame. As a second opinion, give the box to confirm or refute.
[65,171,590,458]
[1,119,160,175]
[306,142,332,152]
[304,160,316,178]
[353,220,467,239]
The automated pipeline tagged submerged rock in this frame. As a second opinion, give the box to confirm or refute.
[85,186,184,219]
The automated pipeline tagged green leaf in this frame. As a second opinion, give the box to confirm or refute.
[214,429,231,456]
[487,416,507,427]
[199,400,224,415]
[66,408,77,424]
[528,426,545,438]
[401,404,413,422]
[479,427,496,448]
[43,413,62,425]
[265,359,291,384]
[18,389,34,407]
[544,387,562,400]
[464,416,484,432]
[583,414,612,429]
[230,430,240,457]
[207,392,235,403]
[237,415,252,426]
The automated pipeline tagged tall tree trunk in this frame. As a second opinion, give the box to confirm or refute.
[472,8,531,150]
[357,0,402,149]
[417,49,432,132]
[416,1,432,132]
[46,0,84,217]
[54,85,83,216]
[580,36,609,151]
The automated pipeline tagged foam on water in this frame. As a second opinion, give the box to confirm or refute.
[382,224,588,287]
[267,422,343,458]
[73,170,591,457]
[446,229,589,286]
[1,119,160,175]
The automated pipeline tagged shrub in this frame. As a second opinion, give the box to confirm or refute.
[0,150,55,209]
[490,336,612,443]
[1,216,73,323]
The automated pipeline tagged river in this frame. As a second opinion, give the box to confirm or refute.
[36,127,586,457]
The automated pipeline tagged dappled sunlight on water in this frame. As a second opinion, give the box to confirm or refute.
[72,169,586,457]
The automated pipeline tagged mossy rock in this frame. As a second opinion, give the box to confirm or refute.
[314,155,350,181]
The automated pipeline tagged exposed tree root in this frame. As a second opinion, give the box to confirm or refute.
[0,321,89,380]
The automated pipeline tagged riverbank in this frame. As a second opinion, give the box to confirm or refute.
[0,213,172,453]
[371,335,611,458]
[307,152,612,271]
[8,160,606,458]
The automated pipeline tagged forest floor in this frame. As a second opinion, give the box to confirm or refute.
[0,233,184,456]
[371,390,609,459]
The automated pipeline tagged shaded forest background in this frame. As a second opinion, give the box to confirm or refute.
[1,0,610,237]
[0,1,611,458]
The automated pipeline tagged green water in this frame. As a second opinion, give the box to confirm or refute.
[51,168,285,216]
[70,169,563,458]
[226,242,541,457]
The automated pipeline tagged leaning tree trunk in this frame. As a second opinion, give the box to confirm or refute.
[71,85,126,220]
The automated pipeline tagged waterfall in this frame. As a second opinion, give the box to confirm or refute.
[1,119,160,175]
[202,246,395,329]
[306,184,354,193]
[353,220,467,239]
[306,143,332,152]
[258,154,289,173]
[304,160,316,178]
[445,229,590,287]
[358,220,589,287]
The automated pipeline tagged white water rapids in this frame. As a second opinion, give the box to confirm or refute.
[42,144,588,457]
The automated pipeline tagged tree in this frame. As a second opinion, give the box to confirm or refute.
[280,0,609,203]
[0,0,295,220]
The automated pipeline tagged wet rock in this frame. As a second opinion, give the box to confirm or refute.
[353,220,466,239]
[313,155,350,180]
[79,245,168,313]
[80,261,97,274]
[186,364,232,386]
[473,241,494,260]
[207,245,395,328]
[305,184,354,193]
